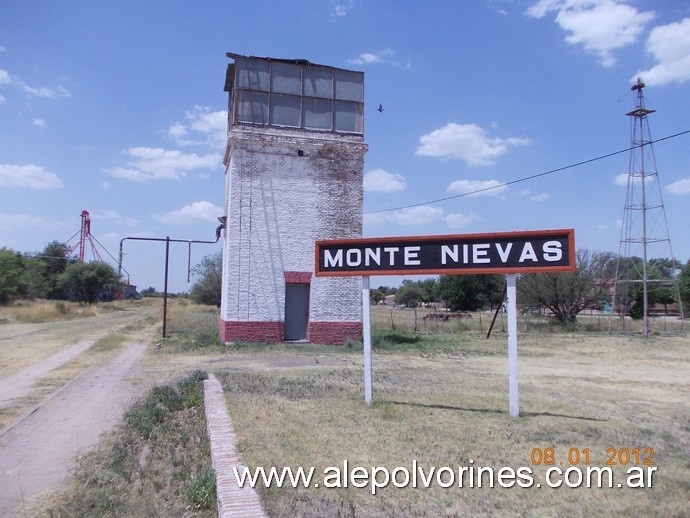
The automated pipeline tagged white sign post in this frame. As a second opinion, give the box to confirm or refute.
[506,273,519,418]
[315,229,575,417]
[362,276,373,405]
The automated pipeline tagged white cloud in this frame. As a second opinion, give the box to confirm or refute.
[0,67,71,99]
[0,213,71,231]
[332,0,353,16]
[168,106,227,150]
[33,118,46,127]
[666,178,690,195]
[346,49,395,66]
[526,0,655,67]
[0,163,63,189]
[416,123,531,166]
[518,188,551,201]
[103,147,222,182]
[364,169,407,193]
[92,210,139,225]
[153,201,223,224]
[445,212,481,229]
[614,172,635,186]
[447,179,508,197]
[635,18,690,86]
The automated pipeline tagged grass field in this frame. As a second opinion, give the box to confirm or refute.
[218,305,689,516]
[10,301,688,517]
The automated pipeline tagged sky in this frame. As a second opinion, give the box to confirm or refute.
[1,0,689,293]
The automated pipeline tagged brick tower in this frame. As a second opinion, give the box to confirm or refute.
[219,53,367,344]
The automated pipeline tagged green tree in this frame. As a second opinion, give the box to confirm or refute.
[189,251,222,307]
[23,257,49,299]
[518,249,617,323]
[37,241,71,299]
[615,256,681,319]
[57,261,121,304]
[439,274,502,312]
[370,289,386,304]
[394,285,423,307]
[679,259,690,310]
[0,248,28,304]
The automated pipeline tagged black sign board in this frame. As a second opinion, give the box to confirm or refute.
[315,229,575,276]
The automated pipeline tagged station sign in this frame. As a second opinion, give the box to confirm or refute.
[315,229,575,276]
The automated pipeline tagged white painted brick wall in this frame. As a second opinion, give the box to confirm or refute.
[220,126,367,325]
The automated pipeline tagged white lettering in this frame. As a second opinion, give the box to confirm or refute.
[463,244,469,264]
[365,248,381,266]
[518,242,538,262]
[473,243,491,263]
[346,249,361,266]
[495,242,513,262]
[542,240,563,262]
[441,245,458,265]
[383,247,399,265]
[405,246,421,265]
[324,250,343,268]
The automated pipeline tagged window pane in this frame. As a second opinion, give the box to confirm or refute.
[270,94,301,127]
[271,62,301,94]
[235,58,270,91]
[334,101,363,133]
[302,98,332,130]
[303,66,332,98]
[334,69,363,101]
[236,90,268,124]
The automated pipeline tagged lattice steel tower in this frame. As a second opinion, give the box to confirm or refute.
[611,78,684,335]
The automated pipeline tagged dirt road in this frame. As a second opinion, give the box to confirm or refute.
[0,308,158,516]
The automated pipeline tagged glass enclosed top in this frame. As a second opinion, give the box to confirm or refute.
[226,54,364,135]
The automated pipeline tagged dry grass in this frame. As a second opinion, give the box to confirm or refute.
[216,307,689,517]
[0,300,99,323]
[0,300,161,431]
[7,301,688,516]
[20,372,216,517]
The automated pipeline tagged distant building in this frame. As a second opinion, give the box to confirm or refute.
[218,53,367,344]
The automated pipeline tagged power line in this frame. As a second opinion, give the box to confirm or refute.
[365,129,690,215]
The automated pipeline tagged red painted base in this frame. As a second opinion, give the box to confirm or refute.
[218,320,362,345]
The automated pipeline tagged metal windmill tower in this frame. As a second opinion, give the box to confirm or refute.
[611,78,684,335]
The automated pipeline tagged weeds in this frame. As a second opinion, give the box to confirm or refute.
[40,371,216,517]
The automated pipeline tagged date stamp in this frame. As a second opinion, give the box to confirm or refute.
[530,447,655,466]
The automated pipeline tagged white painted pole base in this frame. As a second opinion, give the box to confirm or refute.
[506,273,519,417]
[362,276,373,405]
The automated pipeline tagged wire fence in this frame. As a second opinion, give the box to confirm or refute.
[370,305,686,336]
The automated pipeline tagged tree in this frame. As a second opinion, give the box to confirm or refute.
[37,241,71,299]
[370,289,386,304]
[439,274,502,312]
[518,249,617,323]
[23,257,49,300]
[394,285,423,307]
[614,256,682,319]
[189,251,222,307]
[0,248,28,304]
[679,260,690,310]
[57,261,121,304]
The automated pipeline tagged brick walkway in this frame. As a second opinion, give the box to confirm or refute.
[204,375,267,518]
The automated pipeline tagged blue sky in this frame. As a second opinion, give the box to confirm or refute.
[1,0,689,293]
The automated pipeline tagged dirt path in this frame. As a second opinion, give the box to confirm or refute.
[0,340,149,516]
[0,339,96,407]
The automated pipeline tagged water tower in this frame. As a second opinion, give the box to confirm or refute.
[219,53,367,344]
